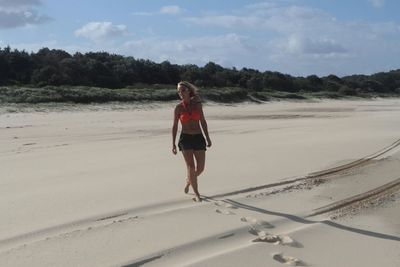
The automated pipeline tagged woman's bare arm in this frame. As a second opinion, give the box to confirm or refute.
[172,106,180,154]
[198,103,212,147]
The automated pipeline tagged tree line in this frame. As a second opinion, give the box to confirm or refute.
[1,46,400,96]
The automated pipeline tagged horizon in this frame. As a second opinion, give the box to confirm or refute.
[1,0,399,77]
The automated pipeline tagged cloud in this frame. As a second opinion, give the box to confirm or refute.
[184,5,351,57]
[185,15,262,29]
[0,0,50,29]
[368,0,385,8]
[132,5,183,16]
[0,9,50,29]
[284,35,347,55]
[178,3,400,75]
[0,0,41,9]
[245,2,279,10]
[121,33,252,67]
[369,22,400,36]
[75,22,127,42]
[186,5,333,34]
[159,5,183,15]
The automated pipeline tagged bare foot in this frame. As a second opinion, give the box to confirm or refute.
[192,195,202,202]
[184,178,190,194]
[184,183,190,194]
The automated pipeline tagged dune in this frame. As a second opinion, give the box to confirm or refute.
[0,99,399,266]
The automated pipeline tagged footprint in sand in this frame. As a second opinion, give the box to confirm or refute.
[214,201,238,209]
[249,229,302,247]
[224,203,237,209]
[215,209,235,215]
[272,252,305,266]
[252,230,281,244]
[240,216,274,229]
[278,235,303,248]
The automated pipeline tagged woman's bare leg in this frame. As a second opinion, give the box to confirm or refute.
[182,150,192,194]
[184,177,190,194]
[182,150,201,200]
[194,150,206,177]
[191,150,205,201]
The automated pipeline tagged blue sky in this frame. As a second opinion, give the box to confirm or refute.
[0,0,399,77]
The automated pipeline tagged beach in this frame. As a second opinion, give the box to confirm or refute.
[1,98,400,266]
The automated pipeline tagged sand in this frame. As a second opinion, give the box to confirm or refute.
[0,98,399,266]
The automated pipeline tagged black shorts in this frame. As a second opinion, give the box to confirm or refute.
[178,133,207,151]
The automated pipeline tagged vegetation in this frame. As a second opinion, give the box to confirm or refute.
[0,46,399,103]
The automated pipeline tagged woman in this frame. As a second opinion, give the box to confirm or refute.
[172,81,212,202]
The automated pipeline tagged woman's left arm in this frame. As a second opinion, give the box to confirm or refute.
[198,103,212,147]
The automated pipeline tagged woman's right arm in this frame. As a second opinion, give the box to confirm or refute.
[172,106,179,154]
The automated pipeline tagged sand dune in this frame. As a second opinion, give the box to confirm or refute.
[1,99,400,266]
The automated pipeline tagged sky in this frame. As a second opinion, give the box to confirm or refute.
[0,0,399,77]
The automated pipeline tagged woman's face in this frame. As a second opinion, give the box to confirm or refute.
[178,84,190,100]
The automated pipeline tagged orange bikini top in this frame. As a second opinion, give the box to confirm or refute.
[180,101,201,123]
[180,111,201,123]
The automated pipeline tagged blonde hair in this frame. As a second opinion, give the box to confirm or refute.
[177,81,201,102]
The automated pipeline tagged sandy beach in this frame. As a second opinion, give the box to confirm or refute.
[1,98,400,266]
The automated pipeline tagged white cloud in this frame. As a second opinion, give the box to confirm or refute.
[0,10,50,29]
[245,2,278,10]
[187,6,335,35]
[185,15,262,29]
[184,5,348,59]
[121,34,252,67]
[0,0,50,28]
[0,0,41,9]
[180,3,400,75]
[133,5,184,16]
[284,35,347,55]
[75,22,127,42]
[368,22,400,37]
[159,5,183,15]
[368,0,385,8]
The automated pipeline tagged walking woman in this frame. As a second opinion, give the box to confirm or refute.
[172,81,212,202]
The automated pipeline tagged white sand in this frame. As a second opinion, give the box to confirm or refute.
[1,99,400,266]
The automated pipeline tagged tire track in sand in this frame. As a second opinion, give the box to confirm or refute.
[210,138,400,199]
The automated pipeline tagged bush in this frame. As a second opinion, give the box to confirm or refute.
[338,85,357,96]
[200,87,248,102]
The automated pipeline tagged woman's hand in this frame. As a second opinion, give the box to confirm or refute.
[206,138,212,148]
[172,144,177,155]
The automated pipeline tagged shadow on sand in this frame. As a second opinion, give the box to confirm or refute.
[220,198,400,242]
